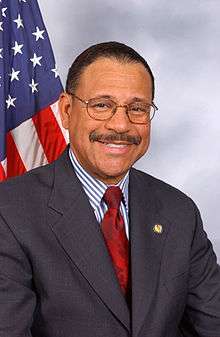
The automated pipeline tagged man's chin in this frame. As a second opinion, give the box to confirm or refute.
[93,168,129,185]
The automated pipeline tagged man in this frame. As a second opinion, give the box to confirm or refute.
[0,42,219,337]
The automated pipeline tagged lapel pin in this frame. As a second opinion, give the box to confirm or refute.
[153,224,163,234]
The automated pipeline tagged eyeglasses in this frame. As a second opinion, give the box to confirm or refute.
[69,93,158,124]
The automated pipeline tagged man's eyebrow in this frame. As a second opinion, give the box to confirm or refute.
[92,94,113,99]
[92,95,148,102]
[130,97,148,102]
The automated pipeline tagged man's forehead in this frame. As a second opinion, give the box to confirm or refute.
[77,57,152,94]
[80,56,148,77]
[73,56,153,101]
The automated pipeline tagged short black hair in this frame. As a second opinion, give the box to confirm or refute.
[65,41,155,99]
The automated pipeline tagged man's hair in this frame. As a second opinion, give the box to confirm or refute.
[65,41,155,99]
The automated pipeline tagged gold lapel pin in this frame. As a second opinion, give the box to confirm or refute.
[153,224,163,234]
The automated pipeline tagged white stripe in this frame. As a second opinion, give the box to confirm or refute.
[0,158,7,175]
[79,174,103,203]
[95,208,102,223]
[71,150,106,193]
[82,186,101,209]
[11,118,48,170]
[50,101,69,143]
[69,148,105,203]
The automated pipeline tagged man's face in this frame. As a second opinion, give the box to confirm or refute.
[60,57,153,184]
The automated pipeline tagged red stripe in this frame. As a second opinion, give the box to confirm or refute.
[0,163,6,182]
[6,132,26,178]
[33,105,66,163]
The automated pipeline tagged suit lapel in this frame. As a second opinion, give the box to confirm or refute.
[47,149,130,332]
[129,169,170,337]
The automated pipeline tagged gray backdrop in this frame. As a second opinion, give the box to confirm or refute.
[38,0,220,260]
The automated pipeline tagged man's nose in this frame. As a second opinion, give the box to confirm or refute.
[104,106,131,133]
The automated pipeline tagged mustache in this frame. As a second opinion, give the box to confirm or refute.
[89,131,141,145]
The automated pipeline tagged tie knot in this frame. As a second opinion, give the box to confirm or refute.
[103,186,123,210]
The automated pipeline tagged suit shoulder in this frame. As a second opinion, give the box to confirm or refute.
[131,167,196,211]
[0,161,55,207]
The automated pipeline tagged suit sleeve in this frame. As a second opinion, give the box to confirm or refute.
[0,213,36,337]
[180,201,220,336]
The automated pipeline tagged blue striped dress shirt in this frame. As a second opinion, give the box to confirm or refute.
[69,148,130,239]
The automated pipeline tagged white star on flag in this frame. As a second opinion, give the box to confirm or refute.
[29,79,39,93]
[2,8,7,18]
[19,0,27,2]
[13,14,24,29]
[0,22,3,32]
[0,48,3,59]
[30,53,42,68]
[51,65,59,78]
[6,95,17,109]
[11,41,23,56]
[32,26,45,41]
[9,68,20,82]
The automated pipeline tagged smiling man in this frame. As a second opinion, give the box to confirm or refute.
[60,56,153,184]
[0,42,220,337]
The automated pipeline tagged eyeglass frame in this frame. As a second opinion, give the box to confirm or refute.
[68,92,158,125]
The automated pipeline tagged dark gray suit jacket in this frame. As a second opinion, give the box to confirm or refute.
[0,148,220,337]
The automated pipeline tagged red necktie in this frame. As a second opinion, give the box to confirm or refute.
[101,186,129,296]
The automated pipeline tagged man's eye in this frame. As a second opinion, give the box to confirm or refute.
[91,101,112,109]
[96,103,108,108]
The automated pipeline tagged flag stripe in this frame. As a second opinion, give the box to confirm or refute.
[0,163,6,181]
[6,133,26,178]
[11,118,48,171]
[32,105,67,163]
[50,101,69,143]
[1,158,7,177]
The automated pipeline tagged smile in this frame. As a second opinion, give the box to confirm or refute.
[105,143,129,148]
[97,140,132,146]
[96,141,132,154]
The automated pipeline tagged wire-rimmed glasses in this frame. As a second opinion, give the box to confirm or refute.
[69,93,158,125]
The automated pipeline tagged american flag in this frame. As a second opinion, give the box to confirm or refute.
[0,0,68,181]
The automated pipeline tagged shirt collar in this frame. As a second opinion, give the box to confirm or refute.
[68,147,129,211]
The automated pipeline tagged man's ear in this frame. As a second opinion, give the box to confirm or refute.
[59,92,73,130]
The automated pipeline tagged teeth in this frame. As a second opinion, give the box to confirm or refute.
[106,143,127,148]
